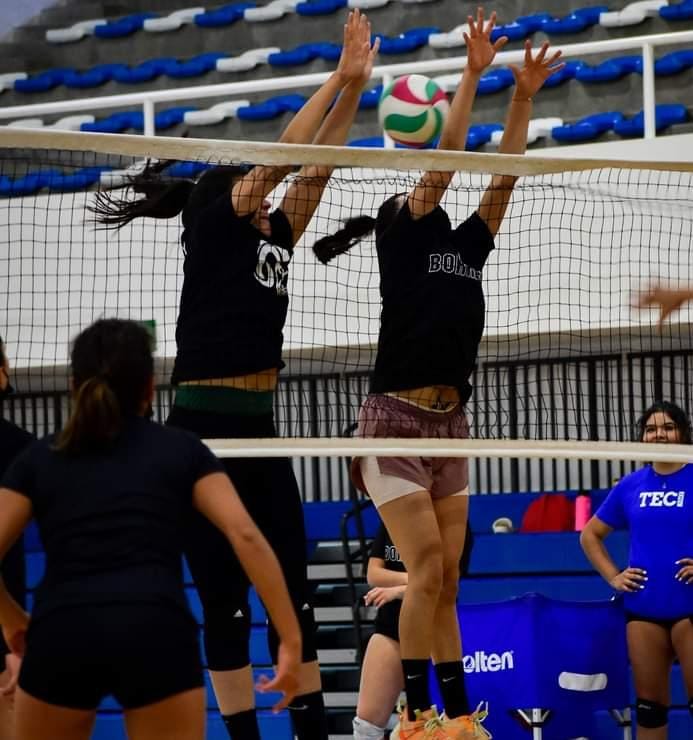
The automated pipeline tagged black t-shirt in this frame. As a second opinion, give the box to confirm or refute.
[369,522,474,576]
[172,193,294,384]
[1,417,223,622]
[0,417,33,656]
[371,203,495,403]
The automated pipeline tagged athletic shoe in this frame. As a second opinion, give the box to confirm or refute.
[440,702,492,739]
[390,704,454,739]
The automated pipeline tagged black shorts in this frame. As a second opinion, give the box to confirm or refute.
[374,601,401,643]
[166,405,312,667]
[19,604,203,710]
[625,611,693,630]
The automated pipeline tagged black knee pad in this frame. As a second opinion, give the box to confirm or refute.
[267,599,318,664]
[635,698,668,729]
[203,602,251,671]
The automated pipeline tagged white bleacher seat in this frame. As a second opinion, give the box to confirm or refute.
[183,101,251,125]
[244,0,301,22]
[215,47,280,72]
[599,1,667,27]
[45,19,106,44]
[7,119,44,129]
[0,72,27,94]
[348,0,390,9]
[490,117,564,146]
[143,8,206,33]
[432,72,462,92]
[429,24,469,49]
[7,115,95,130]
[100,161,149,189]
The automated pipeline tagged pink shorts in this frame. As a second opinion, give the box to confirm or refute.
[351,394,470,507]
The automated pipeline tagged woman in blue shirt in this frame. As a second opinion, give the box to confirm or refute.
[580,401,693,739]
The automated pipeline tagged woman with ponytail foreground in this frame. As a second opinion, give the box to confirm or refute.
[314,10,563,739]
[0,319,301,740]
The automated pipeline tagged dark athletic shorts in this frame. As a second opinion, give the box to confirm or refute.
[373,601,401,643]
[19,603,203,710]
[625,611,693,630]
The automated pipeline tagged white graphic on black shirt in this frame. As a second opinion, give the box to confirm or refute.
[254,242,292,296]
[428,253,482,281]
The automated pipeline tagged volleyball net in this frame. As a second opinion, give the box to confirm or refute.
[1,127,693,494]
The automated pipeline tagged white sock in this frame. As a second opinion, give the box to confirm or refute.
[353,715,387,740]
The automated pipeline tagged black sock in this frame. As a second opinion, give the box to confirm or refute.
[402,658,432,720]
[288,690,329,740]
[222,709,261,740]
[434,661,469,718]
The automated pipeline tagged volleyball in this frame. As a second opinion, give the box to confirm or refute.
[378,74,450,148]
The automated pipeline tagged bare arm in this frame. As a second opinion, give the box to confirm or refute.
[366,557,408,588]
[579,515,646,592]
[233,9,376,221]
[408,8,507,220]
[193,472,300,706]
[478,40,563,236]
[281,15,379,243]
[0,489,32,646]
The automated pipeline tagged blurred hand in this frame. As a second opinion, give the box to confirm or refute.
[335,9,380,87]
[0,653,21,698]
[675,558,693,584]
[255,640,301,713]
[463,7,508,75]
[609,567,647,593]
[364,586,405,608]
[636,285,693,328]
[510,40,564,99]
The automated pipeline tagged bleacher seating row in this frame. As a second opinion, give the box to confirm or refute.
[1,102,688,197]
[42,1,693,45]
[5,32,693,94]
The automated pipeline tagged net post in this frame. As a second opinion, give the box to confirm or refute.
[142,99,156,137]
[641,42,656,139]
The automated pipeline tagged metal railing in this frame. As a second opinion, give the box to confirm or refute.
[0,30,692,139]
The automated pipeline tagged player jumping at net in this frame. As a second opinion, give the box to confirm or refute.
[312,8,563,738]
[580,400,693,740]
[0,318,301,740]
[89,11,379,740]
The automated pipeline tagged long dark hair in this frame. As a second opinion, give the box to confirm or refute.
[313,193,406,264]
[89,162,251,252]
[55,319,154,455]
[636,400,692,444]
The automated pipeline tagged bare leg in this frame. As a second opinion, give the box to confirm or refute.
[430,494,469,664]
[124,688,205,740]
[209,667,254,715]
[377,491,443,660]
[671,618,693,698]
[355,634,404,731]
[627,621,673,740]
[13,689,95,740]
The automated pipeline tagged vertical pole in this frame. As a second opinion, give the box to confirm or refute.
[532,708,543,740]
[642,43,656,139]
[143,99,156,137]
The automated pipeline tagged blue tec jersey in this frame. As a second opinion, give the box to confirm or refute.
[596,464,693,620]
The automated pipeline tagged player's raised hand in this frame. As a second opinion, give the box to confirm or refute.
[463,7,508,75]
[335,9,380,87]
[636,284,693,328]
[510,40,565,98]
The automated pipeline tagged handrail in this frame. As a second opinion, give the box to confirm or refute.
[1,30,692,138]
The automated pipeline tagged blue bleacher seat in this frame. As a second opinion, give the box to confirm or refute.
[165,53,229,79]
[376,28,440,56]
[477,68,514,95]
[655,49,693,75]
[166,161,211,179]
[576,55,642,82]
[237,94,307,120]
[93,13,157,39]
[81,111,143,133]
[268,43,340,67]
[154,106,197,130]
[467,123,504,148]
[359,84,383,110]
[348,136,385,147]
[542,58,585,87]
[543,5,610,34]
[660,0,693,21]
[552,110,626,141]
[14,68,74,93]
[194,3,256,28]
[614,103,689,136]
[296,0,348,16]
[63,64,123,89]
[491,21,531,42]
[0,170,63,196]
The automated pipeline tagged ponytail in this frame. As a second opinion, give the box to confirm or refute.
[312,215,376,264]
[55,376,122,454]
[55,319,154,456]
